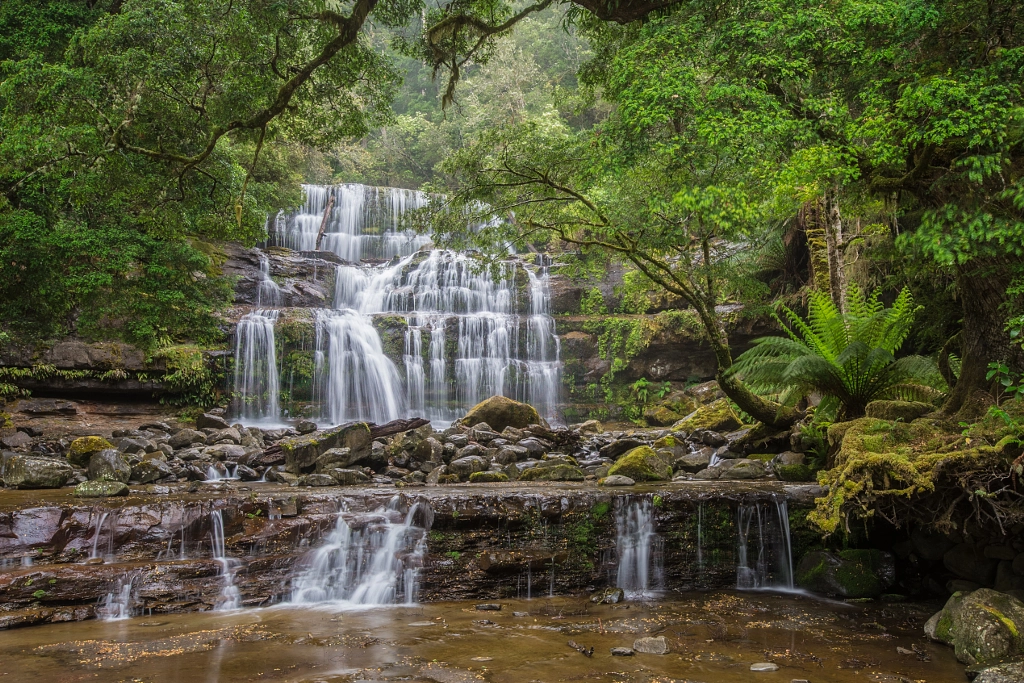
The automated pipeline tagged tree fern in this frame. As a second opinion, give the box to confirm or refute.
[731,285,944,420]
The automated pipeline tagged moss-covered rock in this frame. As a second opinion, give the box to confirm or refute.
[518,463,585,481]
[925,588,1024,665]
[281,422,371,474]
[66,436,113,467]
[671,399,742,434]
[458,395,542,433]
[74,480,129,497]
[4,456,74,489]
[643,405,682,426]
[865,400,934,422]
[776,463,813,481]
[469,471,510,483]
[607,446,671,482]
[795,549,895,598]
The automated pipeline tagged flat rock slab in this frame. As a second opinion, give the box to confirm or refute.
[475,603,502,611]
[610,647,634,656]
[633,636,668,654]
[750,662,780,672]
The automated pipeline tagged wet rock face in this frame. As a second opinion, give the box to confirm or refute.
[926,588,1024,666]
[795,549,895,599]
[4,456,74,489]
[282,422,371,474]
[458,396,542,433]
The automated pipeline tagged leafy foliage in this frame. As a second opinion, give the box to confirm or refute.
[732,285,943,419]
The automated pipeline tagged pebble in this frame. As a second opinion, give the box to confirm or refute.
[750,662,780,672]
[632,636,669,654]
[610,647,634,656]
[470,657,493,662]
[475,603,502,611]
[513,611,529,617]
[407,621,436,627]
[790,679,810,683]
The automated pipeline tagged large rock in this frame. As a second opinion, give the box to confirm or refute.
[4,456,74,489]
[66,436,114,467]
[458,396,541,433]
[281,422,371,474]
[87,449,131,483]
[74,480,129,497]
[865,400,933,422]
[944,543,999,585]
[795,549,895,599]
[606,446,671,482]
[671,399,742,434]
[972,662,1024,683]
[130,459,173,484]
[0,431,32,449]
[633,636,669,654]
[598,438,645,460]
[195,413,231,430]
[517,463,585,482]
[448,456,488,480]
[926,588,1024,665]
[672,451,711,473]
[168,429,206,449]
[717,459,767,480]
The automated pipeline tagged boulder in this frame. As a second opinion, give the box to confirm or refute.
[795,549,896,599]
[972,662,1024,683]
[4,456,74,489]
[315,447,357,471]
[717,459,767,480]
[671,399,742,434]
[168,429,206,449]
[87,449,131,483]
[66,436,114,467]
[265,470,299,485]
[599,475,635,487]
[469,471,509,483]
[575,420,602,434]
[296,420,318,434]
[281,422,371,474]
[591,587,625,604]
[643,405,682,427]
[458,396,541,433]
[606,446,671,482]
[449,456,488,480]
[73,480,129,497]
[775,463,814,481]
[235,464,260,481]
[299,473,337,487]
[415,437,444,463]
[517,463,586,482]
[945,543,999,585]
[494,446,528,465]
[130,460,173,484]
[672,451,711,473]
[598,438,645,460]
[926,588,1024,665]
[208,428,241,444]
[517,438,548,456]
[195,413,231,430]
[0,431,32,449]
[632,636,669,654]
[865,400,933,422]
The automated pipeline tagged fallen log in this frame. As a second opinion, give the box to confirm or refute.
[369,418,431,440]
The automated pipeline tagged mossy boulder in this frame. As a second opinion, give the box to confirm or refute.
[74,480,129,497]
[776,463,814,481]
[925,588,1024,665]
[87,449,131,483]
[458,395,542,433]
[607,446,672,482]
[865,400,934,422]
[671,399,742,434]
[281,421,371,474]
[795,549,895,598]
[518,463,585,481]
[469,471,510,483]
[66,436,114,467]
[4,455,74,489]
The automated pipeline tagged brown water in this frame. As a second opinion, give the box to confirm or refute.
[0,592,964,683]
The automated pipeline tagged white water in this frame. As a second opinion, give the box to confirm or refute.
[98,572,138,621]
[89,511,116,561]
[210,510,241,610]
[233,310,280,421]
[735,497,795,590]
[615,496,663,598]
[257,253,281,306]
[290,497,432,607]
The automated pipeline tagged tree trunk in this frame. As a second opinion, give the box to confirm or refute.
[942,261,1019,416]
[825,189,847,311]
[800,198,832,298]
[315,193,335,251]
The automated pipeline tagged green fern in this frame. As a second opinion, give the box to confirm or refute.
[731,285,944,420]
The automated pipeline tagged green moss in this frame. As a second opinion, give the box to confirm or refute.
[606,446,671,481]
[746,453,775,463]
[590,501,611,519]
[777,463,813,481]
[469,471,509,483]
[66,436,113,466]
[518,464,585,481]
[671,399,742,433]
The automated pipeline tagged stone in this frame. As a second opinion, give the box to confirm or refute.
[671,399,742,433]
[475,603,502,611]
[926,588,1024,665]
[576,420,602,433]
[672,451,711,473]
[196,413,231,430]
[517,438,548,455]
[590,587,624,604]
[87,449,131,483]
[694,466,721,480]
[325,468,369,485]
[117,437,147,455]
[207,444,246,460]
[750,662,780,672]
[911,530,955,562]
[985,545,1018,561]
[281,422,371,474]
[449,455,488,479]
[265,470,299,485]
[775,451,805,466]
[446,434,469,448]
[16,426,44,437]
[73,480,129,497]
[1014,553,1024,575]
[598,438,645,460]
[234,464,260,481]
[130,459,173,484]
[0,431,31,449]
[607,446,671,482]
[643,405,682,426]
[776,463,814,481]
[995,561,1024,592]
[599,475,635,487]
[296,420,318,434]
[415,437,444,463]
[944,543,998,585]
[517,463,585,482]
[795,549,895,599]
[459,396,541,433]
[168,429,206,449]
[66,436,114,467]
[494,446,528,465]
[972,662,1024,683]
[865,400,933,422]
[315,447,356,471]
[469,471,509,483]
[632,636,669,654]
[717,459,767,480]
[610,647,634,656]
[298,473,337,487]
[4,456,74,489]
[208,428,241,445]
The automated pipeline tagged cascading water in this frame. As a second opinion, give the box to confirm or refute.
[233,310,280,422]
[89,511,116,561]
[614,496,664,598]
[209,510,240,610]
[735,496,795,590]
[98,572,138,621]
[256,253,282,307]
[290,497,433,607]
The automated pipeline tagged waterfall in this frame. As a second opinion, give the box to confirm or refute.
[735,496,795,590]
[89,511,116,561]
[257,253,281,306]
[233,310,280,422]
[525,257,562,417]
[209,510,240,610]
[614,496,664,598]
[290,497,433,606]
[98,572,138,621]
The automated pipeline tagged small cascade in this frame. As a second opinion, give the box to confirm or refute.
[98,572,138,621]
[696,501,705,569]
[735,496,795,590]
[256,253,282,306]
[89,511,116,561]
[614,496,664,598]
[209,510,240,610]
[205,463,239,482]
[290,497,433,606]
[233,309,281,422]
